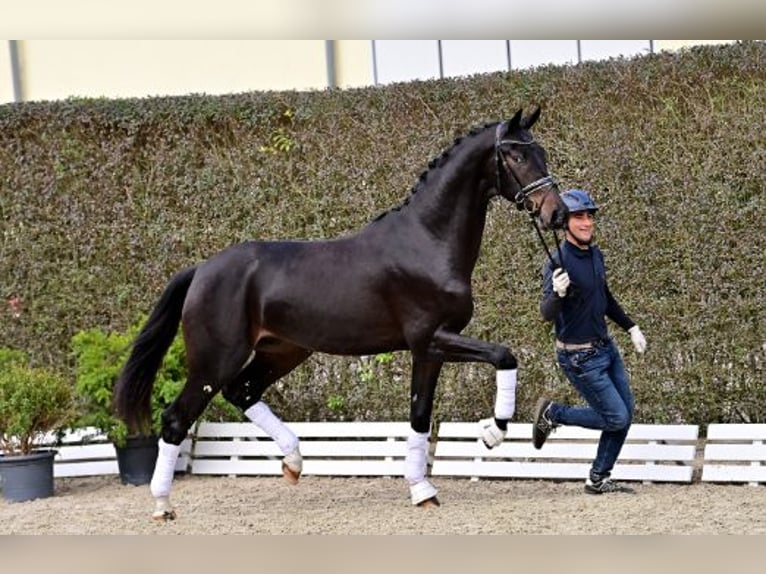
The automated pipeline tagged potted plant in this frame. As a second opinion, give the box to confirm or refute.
[71,318,240,485]
[0,348,75,502]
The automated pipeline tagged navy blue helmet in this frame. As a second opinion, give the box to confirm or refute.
[561,189,599,213]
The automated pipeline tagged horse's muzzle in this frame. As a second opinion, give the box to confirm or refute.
[551,206,568,230]
[538,205,567,231]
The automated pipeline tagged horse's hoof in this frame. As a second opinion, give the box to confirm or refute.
[282,462,301,485]
[410,479,438,506]
[152,510,177,522]
[416,496,441,508]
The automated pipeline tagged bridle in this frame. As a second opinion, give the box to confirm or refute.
[494,123,563,268]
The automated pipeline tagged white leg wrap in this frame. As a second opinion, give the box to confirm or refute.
[404,429,430,486]
[150,439,181,498]
[494,369,517,420]
[245,401,299,455]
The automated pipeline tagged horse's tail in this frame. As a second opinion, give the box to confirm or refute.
[113,265,197,433]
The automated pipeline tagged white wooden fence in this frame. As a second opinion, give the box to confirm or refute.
[32,428,191,478]
[190,421,411,477]
[9,422,765,485]
[430,422,699,483]
[701,424,766,486]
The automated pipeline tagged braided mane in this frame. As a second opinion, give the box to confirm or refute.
[373,122,497,221]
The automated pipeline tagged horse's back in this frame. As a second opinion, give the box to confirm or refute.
[182,238,408,354]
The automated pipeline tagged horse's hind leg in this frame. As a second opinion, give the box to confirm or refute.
[406,358,442,507]
[150,376,228,521]
[151,334,254,521]
[222,346,312,484]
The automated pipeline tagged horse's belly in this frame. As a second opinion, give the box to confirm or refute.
[264,299,405,355]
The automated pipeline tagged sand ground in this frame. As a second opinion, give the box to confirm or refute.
[1,474,764,534]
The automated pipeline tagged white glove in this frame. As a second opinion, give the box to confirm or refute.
[552,268,570,298]
[478,418,506,449]
[629,325,647,354]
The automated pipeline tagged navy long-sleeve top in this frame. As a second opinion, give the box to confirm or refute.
[540,240,634,344]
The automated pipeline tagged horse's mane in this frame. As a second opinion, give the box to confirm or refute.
[372,122,498,222]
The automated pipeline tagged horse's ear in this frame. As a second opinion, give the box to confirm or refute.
[520,106,541,129]
[507,109,523,131]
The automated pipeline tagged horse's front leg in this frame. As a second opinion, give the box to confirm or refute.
[426,328,518,449]
[406,359,442,507]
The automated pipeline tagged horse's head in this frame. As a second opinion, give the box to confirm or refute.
[493,107,567,230]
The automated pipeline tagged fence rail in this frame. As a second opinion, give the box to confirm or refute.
[4,422,764,485]
[430,423,699,483]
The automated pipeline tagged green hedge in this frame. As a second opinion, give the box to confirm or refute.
[1,42,763,425]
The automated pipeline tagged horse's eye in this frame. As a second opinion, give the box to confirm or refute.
[511,153,525,163]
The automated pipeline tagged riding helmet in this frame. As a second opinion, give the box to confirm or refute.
[561,189,599,213]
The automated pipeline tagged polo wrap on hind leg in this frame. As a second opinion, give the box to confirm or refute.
[245,401,302,477]
[245,401,299,455]
[150,438,181,498]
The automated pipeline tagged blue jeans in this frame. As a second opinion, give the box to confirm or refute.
[549,339,634,477]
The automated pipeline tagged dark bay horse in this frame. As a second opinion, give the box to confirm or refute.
[114,107,567,519]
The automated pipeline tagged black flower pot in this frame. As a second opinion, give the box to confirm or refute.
[0,449,57,502]
[114,435,158,486]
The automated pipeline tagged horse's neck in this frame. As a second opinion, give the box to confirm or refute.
[408,135,493,272]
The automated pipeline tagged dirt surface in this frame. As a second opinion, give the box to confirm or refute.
[1,474,763,534]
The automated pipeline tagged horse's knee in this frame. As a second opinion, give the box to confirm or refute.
[222,380,261,411]
[493,347,517,370]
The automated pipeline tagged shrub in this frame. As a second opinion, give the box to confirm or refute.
[0,350,75,455]
[72,318,240,446]
[0,348,28,370]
